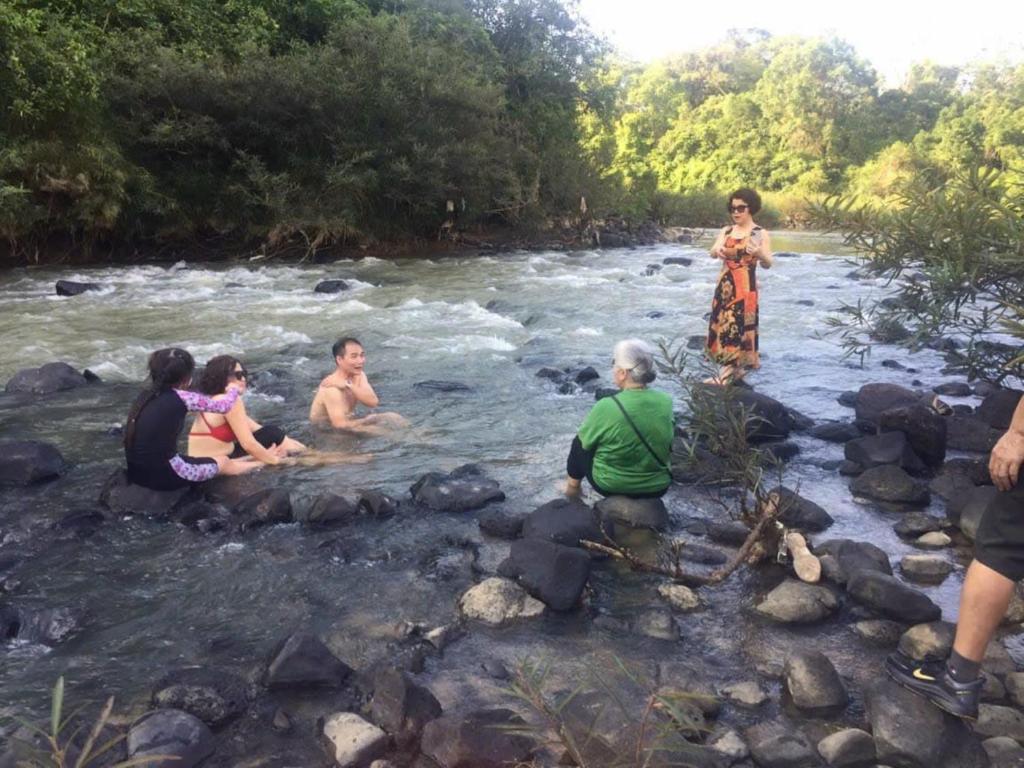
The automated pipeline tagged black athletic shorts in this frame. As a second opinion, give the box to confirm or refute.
[974,474,1024,581]
[229,425,287,459]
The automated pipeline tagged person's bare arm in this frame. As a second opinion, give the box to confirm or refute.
[990,396,1024,491]
[753,230,774,269]
[348,372,380,408]
[225,400,282,465]
[319,387,383,434]
[709,227,728,259]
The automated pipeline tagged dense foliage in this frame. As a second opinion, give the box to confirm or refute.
[2,1,1024,262]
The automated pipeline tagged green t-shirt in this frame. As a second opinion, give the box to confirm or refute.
[577,387,673,494]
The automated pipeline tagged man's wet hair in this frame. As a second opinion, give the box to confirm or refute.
[332,337,362,358]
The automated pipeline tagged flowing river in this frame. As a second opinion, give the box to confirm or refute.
[0,233,984,759]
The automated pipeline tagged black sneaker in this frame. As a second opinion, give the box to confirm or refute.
[885,652,982,720]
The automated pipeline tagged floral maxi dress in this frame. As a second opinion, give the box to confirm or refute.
[706,226,761,370]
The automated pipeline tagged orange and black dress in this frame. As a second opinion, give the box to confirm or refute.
[707,226,761,370]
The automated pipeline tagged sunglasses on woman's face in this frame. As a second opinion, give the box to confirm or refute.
[729,205,749,213]
[230,369,248,381]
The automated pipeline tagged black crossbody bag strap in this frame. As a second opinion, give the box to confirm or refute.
[610,394,670,471]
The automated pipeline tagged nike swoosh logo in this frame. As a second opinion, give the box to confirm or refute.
[913,669,936,681]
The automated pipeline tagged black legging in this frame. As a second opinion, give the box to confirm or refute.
[566,436,669,499]
[229,425,287,459]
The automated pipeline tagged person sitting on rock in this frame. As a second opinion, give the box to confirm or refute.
[565,339,672,499]
[188,355,305,465]
[124,348,260,491]
[309,336,406,434]
[885,392,1024,720]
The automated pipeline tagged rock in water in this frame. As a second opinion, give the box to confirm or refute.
[854,383,920,429]
[879,404,948,467]
[5,362,90,395]
[297,493,358,526]
[754,580,839,624]
[498,539,590,611]
[413,380,472,392]
[744,720,818,768]
[897,621,955,660]
[844,431,926,474]
[127,709,214,768]
[767,486,834,532]
[0,441,66,487]
[323,713,388,767]
[784,650,848,715]
[595,495,669,531]
[521,497,601,546]
[369,668,442,750]
[232,488,293,529]
[98,469,193,517]
[846,571,941,622]
[977,389,1024,430]
[901,554,954,583]
[314,279,350,293]
[151,668,249,727]
[55,279,103,296]
[265,633,352,689]
[849,465,930,505]
[420,709,535,768]
[410,465,505,512]
[458,578,545,625]
[809,421,862,443]
[816,729,876,768]
[815,539,892,585]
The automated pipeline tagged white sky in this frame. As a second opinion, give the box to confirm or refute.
[577,0,1024,86]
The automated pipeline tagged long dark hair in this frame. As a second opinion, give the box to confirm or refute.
[197,355,241,396]
[124,348,195,450]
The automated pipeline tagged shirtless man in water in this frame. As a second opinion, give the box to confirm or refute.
[309,337,405,433]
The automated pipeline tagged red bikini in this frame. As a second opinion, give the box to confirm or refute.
[191,412,237,443]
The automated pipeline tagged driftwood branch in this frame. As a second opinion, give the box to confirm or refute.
[580,507,779,588]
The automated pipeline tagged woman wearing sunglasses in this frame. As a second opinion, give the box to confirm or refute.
[706,188,774,384]
[188,355,306,465]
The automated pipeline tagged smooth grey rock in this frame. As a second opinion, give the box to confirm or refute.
[853,619,905,646]
[420,709,535,768]
[817,728,876,767]
[232,488,293,530]
[816,538,892,585]
[265,633,352,689]
[314,279,350,293]
[845,431,926,474]
[0,441,67,487]
[894,512,945,538]
[947,414,1003,453]
[127,709,214,768]
[850,465,930,505]
[1004,673,1024,708]
[755,580,840,624]
[323,712,387,767]
[151,668,248,727]
[410,465,505,513]
[522,497,601,546]
[982,736,1024,767]
[633,608,679,641]
[99,469,191,517]
[658,583,703,612]
[298,493,358,526]
[901,554,954,583]
[897,621,955,660]
[975,705,1024,741]
[458,578,544,625]
[809,421,862,443]
[915,531,952,548]
[477,508,525,539]
[720,681,767,708]
[784,651,848,715]
[5,362,89,394]
[498,539,590,611]
[744,719,818,768]
[769,486,834,532]
[847,571,941,622]
[55,279,103,296]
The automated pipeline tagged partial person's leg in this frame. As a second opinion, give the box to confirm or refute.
[566,436,594,497]
[951,560,1015,662]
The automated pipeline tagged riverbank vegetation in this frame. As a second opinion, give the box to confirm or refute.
[1,0,1023,263]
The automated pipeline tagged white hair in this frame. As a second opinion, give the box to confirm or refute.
[613,339,656,385]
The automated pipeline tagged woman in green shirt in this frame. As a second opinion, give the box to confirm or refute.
[565,339,673,499]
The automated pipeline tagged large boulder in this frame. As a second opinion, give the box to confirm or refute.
[854,383,920,429]
[98,469,193,517]
[977,389,1024,431]
[595,495,669,531]
[0,441,66,487]
[947,414,1004,453]
[296,493,358,526]
[498,539,590,611]
[4,362,90,395]
[948,486,999,541]
[232,488,293,530]
[322,713,387,767]
[370,668,442,749]
[784,650,848,715]
[151,668,249,728]
[56,279,104,296]
[850,465,930,505]
[691,385,800,443]
[768,486,834,532]
[846,571,941,622]
[817,729,876,768]
[866,679,988,768]
[879,404,948,467]
[897,621,955,660]
[521,498,602,546]
[265,633,352,689]
[477,508,525,539]
[458,578,544,625]
[410,465,505,512]
[420,709,535,768]
[816,539,892,586]
[314,279,350,293]
[844,431,926,475]
[754,580,839,624]
[0,605,80,645]
[127,709,215,768]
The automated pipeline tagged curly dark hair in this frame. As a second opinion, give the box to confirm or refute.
[727,188,762,215]
[197,354,244,395]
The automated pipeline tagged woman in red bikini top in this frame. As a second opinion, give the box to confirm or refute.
[188,355,306,464]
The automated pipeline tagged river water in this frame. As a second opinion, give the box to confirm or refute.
[0,233,983,749]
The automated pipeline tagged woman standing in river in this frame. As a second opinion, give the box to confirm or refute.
[706,188,774,384]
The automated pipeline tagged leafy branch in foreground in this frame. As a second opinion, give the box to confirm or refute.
[810,167,1024,384]
[577,339,788,587]
[8,677,167,768]
[506,655,712,768]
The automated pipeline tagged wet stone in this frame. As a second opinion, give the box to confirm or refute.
[720,681,768,708]
[900,554,954,584]
[853,619,905,646]
[458,577,544,626]
[846,571,941,623]
[849,464,930,506]
[0,441,67,487]
[897,621,955,660]
[809,421,862,443]
[323,713,388,768]
[755,580,840,624]
[265,632,352,689]
[706,521,750,546]
[420,709,535,768]
[127,709,214,768]
[522,497,601,547]
[982,736,1024,768]
[658,583,704,612]
[410,465,505,513]
[784,650,848,715]
[633,608,679,641]
[975,705,1024,741]
[595,495,669,531]
[817,728,876,768]
[914,531,952,549]
[151,668,249,727]
[477,508,524,539]
[744,719,817,768]
[894,512,945,538]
